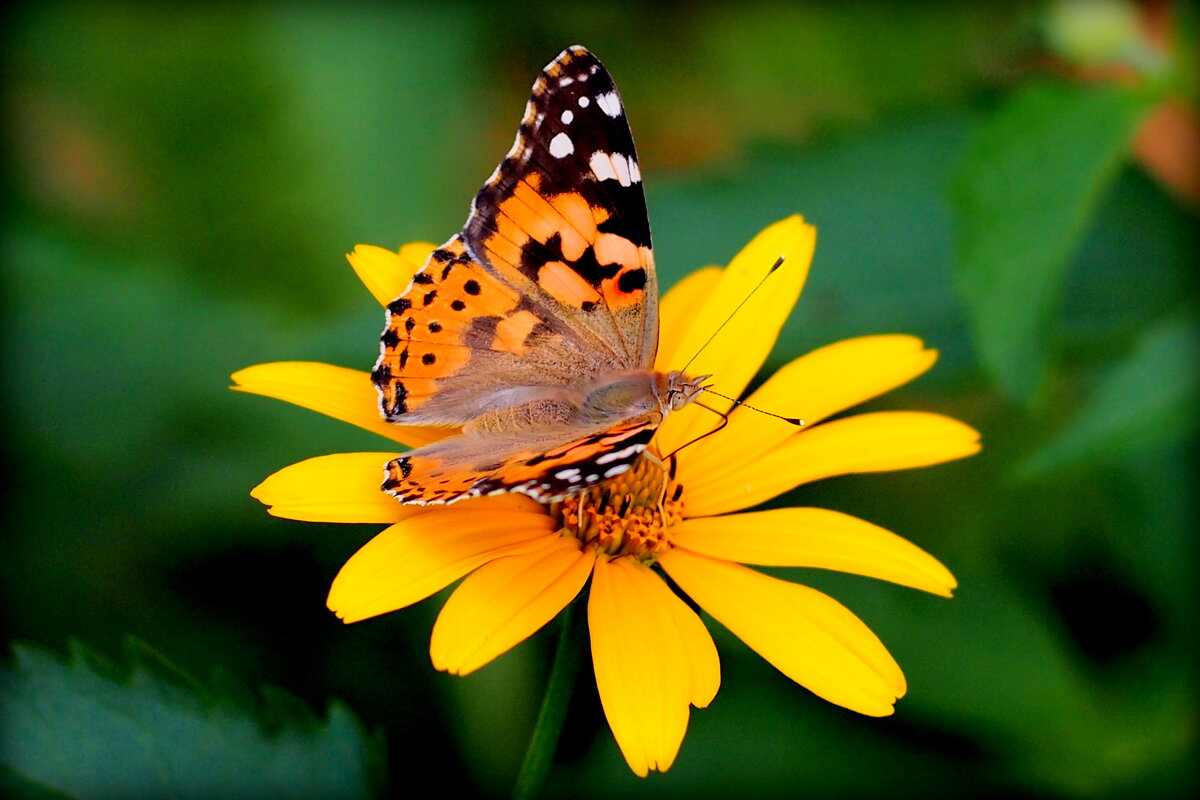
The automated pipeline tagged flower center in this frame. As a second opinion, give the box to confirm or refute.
[552,455,684,561]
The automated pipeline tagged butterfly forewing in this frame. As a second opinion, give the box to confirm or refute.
[465,46,658,368]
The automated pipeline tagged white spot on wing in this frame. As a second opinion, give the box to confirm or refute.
[578,96,590,108]
[560,109,574,124]
[596,443,645,465]
[589,151,637,187]
[559,76,574,87]
[611,153,633,186]
[555,468,582,481]
[596,92,622,118]
[589,151,617,182]
[549,132,574,158]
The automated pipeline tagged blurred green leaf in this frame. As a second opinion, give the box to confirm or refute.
[863,555,1195,797]
[652,111,974,375]
[951,82,1158,402]
[1019,312,1200,477]
[0,639,378,800]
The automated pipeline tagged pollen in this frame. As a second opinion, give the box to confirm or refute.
[552,456,683,561]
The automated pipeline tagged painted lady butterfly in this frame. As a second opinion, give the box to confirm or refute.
[372,45,706,505]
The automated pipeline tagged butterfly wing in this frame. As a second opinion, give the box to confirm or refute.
[372,236,608,424]
[382,415,659,504]
[372,46,658,426]
[465,45,658,369]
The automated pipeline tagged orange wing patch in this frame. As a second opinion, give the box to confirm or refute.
[492,309,542,356]
[477,173,647,315]
[373,237,523,419]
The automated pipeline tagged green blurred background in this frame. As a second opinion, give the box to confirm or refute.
[3,2,1197,798]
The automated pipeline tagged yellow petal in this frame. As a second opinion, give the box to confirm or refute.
[671,508,957,597]
[430,536,595,675]
[660,548,905,716]
[654,267,722,373]
[231,361,450,448]
[677,335,938,479]
[683,411,982,517]
[327,502,554,623]
[252,452,422,523]
[588,557,719,776]
[347,242,438,306]
[662,573,721,710]
[655,216,816,457]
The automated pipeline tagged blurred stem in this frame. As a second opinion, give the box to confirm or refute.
[511,599,587,800]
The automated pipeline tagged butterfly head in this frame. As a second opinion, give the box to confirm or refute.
[661,371,709,413]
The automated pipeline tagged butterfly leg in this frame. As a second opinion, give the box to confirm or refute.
[639,450,673,520]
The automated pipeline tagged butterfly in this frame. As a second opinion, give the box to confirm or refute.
[371,45,706,505]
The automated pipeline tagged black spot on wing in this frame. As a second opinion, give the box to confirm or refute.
[617,268,646,293]
[568,245,621,286]
[595,183,651,248]
[518,232,565,280]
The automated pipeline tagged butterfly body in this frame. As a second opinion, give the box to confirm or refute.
[372,46,703,505]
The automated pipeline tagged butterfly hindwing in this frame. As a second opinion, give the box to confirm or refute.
[382,415,658,504]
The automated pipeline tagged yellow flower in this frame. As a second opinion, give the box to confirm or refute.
[232,217,980,777]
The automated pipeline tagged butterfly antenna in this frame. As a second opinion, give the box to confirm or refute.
[673,254,804,429]
[679,255,788,375]
[661,395,804,463]
[698,388,805,427]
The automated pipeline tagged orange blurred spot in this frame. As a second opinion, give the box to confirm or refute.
[1133,99,1200,208]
